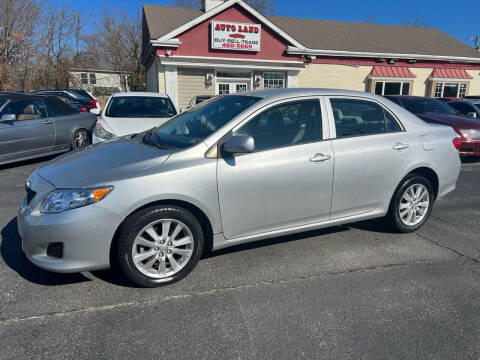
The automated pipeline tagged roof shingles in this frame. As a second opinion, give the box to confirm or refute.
[143,3,480,60]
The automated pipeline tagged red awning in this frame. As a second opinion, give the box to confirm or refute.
[369,66,416,78]
[430,68,473,79]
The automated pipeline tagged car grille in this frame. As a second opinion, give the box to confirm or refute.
[25,186,36,205]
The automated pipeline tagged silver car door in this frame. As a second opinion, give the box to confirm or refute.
[327,96,414,219]
[0,99,54,161]
[217,97,334,240]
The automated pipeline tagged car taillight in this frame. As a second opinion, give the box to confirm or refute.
[79,106,87,112]
[85,99,96,109]
[453,137,462,150]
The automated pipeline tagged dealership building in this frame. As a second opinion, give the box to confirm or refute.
[142,0,480,109]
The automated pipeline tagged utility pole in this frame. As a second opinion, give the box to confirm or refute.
[473,36,480,51]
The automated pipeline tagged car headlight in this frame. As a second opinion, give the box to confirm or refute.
[95,122,115,140]
[41,187,113,214]
[460,129,480,140]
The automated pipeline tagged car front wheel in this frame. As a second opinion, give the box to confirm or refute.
[116,205,204,287]
[72,129,91,150]
[387,174,434,233]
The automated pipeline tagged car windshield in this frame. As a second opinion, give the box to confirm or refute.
[0,99,7,108]
[106,96,177,118]
[151,95,261,149]
[401,98,456,115]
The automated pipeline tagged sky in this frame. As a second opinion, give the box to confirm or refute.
[51,0,480,47]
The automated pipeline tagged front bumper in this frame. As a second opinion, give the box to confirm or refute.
[18,198,124,273]
[459,140,480,156]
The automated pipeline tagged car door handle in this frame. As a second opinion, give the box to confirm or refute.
[310,153,331,163]
[393,143,410,151]
[43,119,53,124]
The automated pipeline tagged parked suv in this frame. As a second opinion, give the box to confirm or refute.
[19,89,460,287]
[447,99,480,119]
[33,89,101,115]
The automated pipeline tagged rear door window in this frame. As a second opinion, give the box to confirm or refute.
[330,98,402,138]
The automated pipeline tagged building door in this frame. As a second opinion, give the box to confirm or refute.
[216,81,250,95]
[215,71,252,95]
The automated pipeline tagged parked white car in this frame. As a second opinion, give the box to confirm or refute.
[93,92,177,143]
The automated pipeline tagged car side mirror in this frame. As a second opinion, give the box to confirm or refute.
[0,114,16,122]
[223,135,255,154]
[467,112,477,118]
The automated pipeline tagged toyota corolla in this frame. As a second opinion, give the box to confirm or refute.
[18,89,461,287]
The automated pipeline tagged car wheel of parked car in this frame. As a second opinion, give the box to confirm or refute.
[117,205,204,287]
[72,129,91,150]
[387,174,434,233]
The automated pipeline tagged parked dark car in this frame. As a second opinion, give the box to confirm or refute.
[187,95,214,109]
[447,99,480,119]
[386,95,480,156]
[49,94,88,113]
[0,94,96,166]
[33,89,99,114]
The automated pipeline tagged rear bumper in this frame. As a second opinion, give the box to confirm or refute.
[459,140,480,156]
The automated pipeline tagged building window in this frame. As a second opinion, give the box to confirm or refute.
[89,73,96,85]
[81,73,88,85]
[218,83,230,95]
[263,72,285,89]
[433,82,468,98]
[374,81,410,96]
[216,72,251,79]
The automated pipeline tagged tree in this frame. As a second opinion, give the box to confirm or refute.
[92,7,145,91]
[0,0,42,91]
[174,0,276,15]
[401,16,429,28]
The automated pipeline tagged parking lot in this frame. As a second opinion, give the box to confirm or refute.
[0,156,479,359]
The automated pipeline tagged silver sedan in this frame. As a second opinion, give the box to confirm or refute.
[18,88,461,287]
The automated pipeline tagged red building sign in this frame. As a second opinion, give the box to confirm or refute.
[211,20,261,52]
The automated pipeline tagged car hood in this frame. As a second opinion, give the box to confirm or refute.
[417,112,480,129]
[37,138,173,188]
[101,116,171,137]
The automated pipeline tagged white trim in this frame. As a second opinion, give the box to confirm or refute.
[287,46,480,63]
[150,39,181,48]
[155,0,305,49]
[159,60,303,71]
[164,65,178,108]
[287,70,299,88]
[429,77,472,82]
[369,77,415,81]
[159,55,304,64]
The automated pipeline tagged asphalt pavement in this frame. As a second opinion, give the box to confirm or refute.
[0,156,479,359]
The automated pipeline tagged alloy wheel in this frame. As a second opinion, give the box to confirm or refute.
[74,131,90,149]
[398,184,430,227]
[131,219,194,279]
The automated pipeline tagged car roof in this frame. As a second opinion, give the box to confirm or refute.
[239,88,391,101]
[0,94,45,100]
[111,92,169,98]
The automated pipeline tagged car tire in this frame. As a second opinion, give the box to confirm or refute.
[387,174,434,233]
[116,205,204,288]
[72,129,91,150]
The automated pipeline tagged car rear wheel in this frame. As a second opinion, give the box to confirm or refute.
[387,174,434,233]
[72,129,91,150]
[116,205,204,287]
